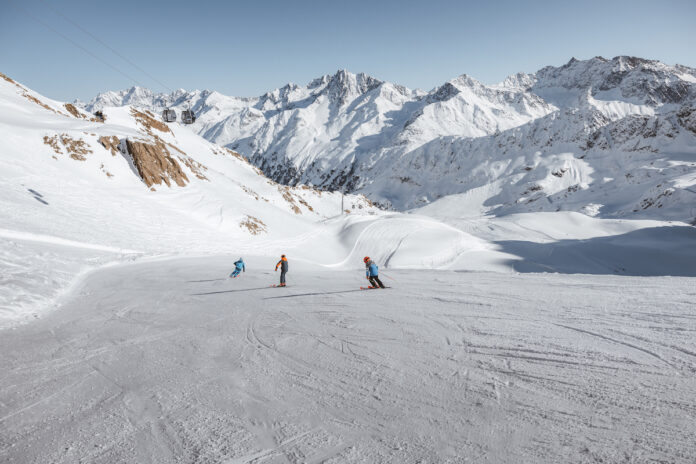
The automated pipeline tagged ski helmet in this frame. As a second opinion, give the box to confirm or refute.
[363,256,370,263]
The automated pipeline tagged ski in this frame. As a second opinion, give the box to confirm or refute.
[360,286,390,290]
[270,284,287,288]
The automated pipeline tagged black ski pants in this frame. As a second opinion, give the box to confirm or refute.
[368,276,385,288]
[280,270,287,285]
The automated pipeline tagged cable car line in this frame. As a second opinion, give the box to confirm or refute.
[37,0,175,94]
[9,0,197,124]
[7,0,147,89]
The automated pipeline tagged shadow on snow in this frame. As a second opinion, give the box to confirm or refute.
[264,289,366,300]
[193,286,273,296]
[495,226,696,277]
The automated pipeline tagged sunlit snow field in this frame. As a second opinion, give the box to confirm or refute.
[2,256,695,463]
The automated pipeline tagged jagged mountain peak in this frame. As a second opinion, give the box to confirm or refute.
[427,81,461,103]
[496,71,536,90]
[308,69,378,86]
[449,73,481,86]
[496,56,696,107]
[123,85,153,95]
[306,69,383,105]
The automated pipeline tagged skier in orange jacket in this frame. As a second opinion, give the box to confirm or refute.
[275,254,288,286]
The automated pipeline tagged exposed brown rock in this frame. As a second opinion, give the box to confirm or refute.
[100,163,114,178]
[131,108,171,134]
[163,140,208,180]
[211,146,248,162]
[65,105,102,122]
[61,135,92,160]
[239,215,267,235]
[0,72,15,84]
[98,136,120,156]
[43,135,62,154]
[299,184,319,194]
[125,138,188,187]
[278,186,302,214]
[2,72,65,115]
[241,185,268,201]
[294,194,314,212]
[64,103,84,119]
[179,155,209,180]
[224,148,247,161]
[43,134,92,160]
[241,185,260,200]
[25,94,58,114]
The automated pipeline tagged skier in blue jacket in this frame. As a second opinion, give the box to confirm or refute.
[363,256,385,288]
[230,258,245,278]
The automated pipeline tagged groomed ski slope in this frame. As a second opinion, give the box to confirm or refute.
[1,256,695,463]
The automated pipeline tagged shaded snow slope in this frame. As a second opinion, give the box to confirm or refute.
[81,57,696,219]
[1,256,694,463]
[413,210,696,276]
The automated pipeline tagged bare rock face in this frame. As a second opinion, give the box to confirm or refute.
[678,106,696,135]
[43,134,92,160]
[63,103,83,119]
[239,215,267,235]
[125,139,189,187]
[98,136,120,156]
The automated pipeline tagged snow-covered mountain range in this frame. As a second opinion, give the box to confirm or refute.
[80,56,696,222]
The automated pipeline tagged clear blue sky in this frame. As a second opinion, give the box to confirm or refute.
[2,0,695,101]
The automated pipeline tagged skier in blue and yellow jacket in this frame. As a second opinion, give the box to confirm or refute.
[364,256,385,288]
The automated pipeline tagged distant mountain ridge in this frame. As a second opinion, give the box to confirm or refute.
[79,57,696,223]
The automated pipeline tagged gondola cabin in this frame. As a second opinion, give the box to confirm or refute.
[161,109,177,122]
[181,109,196,124]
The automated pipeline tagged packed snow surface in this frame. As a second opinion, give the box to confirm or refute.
[2,64,696,463]
[1,256,695,463]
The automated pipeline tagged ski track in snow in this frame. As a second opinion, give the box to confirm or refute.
[1,256,695,463]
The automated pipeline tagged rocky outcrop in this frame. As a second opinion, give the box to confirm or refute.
[239,216,267,235]
[63,103,103,123]
[43,134,92,160]
[130,108,171,135]
[677,106,696,135]
[98,136,120,156]
[125,139,188,187]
